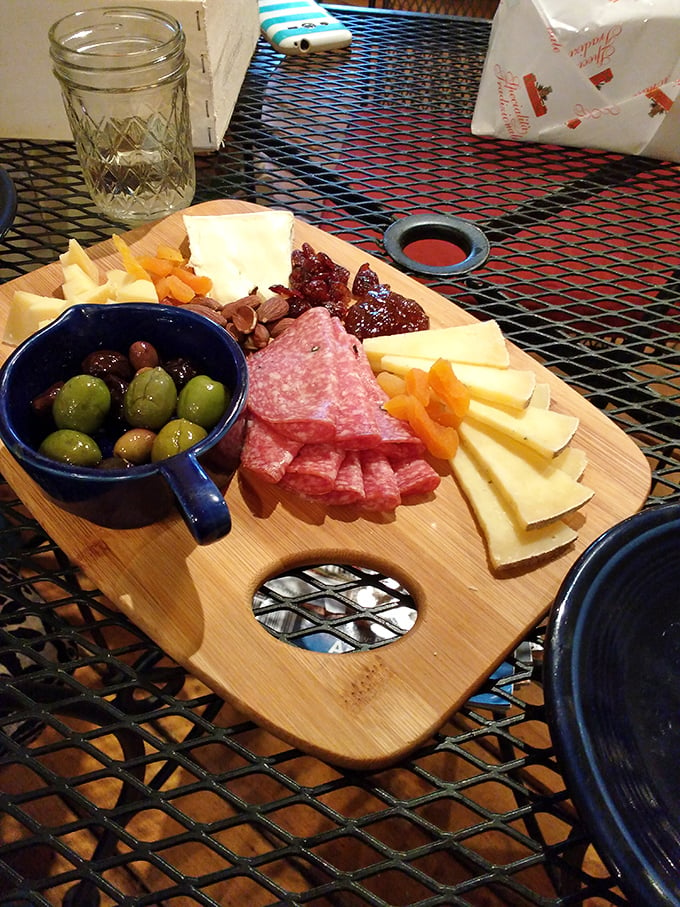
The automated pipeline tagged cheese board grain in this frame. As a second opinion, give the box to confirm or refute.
[0,200,651,768]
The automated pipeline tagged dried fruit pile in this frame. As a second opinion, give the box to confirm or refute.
[127,239,430,351]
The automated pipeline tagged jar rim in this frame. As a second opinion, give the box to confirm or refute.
[49,6,185,72]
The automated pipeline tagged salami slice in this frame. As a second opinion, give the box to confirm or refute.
[246,307,339,443]
[389,456,440,497]
[240,415,302,483]
[281,450,366,507]
[330,319,382,450]
[359,449,402,511]
[351,340,425,450]
[326,450,365,504]
[286,443,345,494]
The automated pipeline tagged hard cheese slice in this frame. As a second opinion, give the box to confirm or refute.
[452,445,578,570]
[466,398,578,458]
[61,263,100,302]
[184,210,294,303]
[362,320,509,369]
[553,447,588,481]
[529,383,551,409]
[458,420,594,530]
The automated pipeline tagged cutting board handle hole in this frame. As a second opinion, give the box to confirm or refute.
[252,562,418,653]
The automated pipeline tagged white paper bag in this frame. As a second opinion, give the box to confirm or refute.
[471,0,680,162]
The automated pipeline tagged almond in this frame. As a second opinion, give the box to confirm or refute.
[225,322,242,343]
[252,322,271,348]
[189,295,223,311]
[257,294,290,324]
[232,304,258,333]
[221,295,260,318]
[181,304,228,326]
[269,317,296,338]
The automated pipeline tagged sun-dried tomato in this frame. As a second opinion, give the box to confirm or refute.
[286,242,352,319]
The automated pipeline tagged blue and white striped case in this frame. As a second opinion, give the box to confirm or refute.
[259,0,353,55]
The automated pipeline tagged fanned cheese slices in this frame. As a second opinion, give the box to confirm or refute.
[365,320,593,571]
[458,420,594,530]
[452,445,578,570]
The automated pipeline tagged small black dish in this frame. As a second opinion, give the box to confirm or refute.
[383,212,489,278]
[545,503,680,907]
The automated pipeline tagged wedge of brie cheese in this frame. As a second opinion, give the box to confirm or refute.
[183,210,295,303]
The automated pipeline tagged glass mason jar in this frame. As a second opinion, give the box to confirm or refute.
[49,6,196,225]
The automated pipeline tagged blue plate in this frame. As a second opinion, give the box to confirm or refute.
[545,503,680,906]
[0,167,17,239]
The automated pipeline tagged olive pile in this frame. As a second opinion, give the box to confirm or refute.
[31,341,230,468]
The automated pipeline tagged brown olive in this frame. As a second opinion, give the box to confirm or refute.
[101,374,129,417]
[129,340,159,371]
[163,357,198,390]
[99,456,134,470]
[31,381,64,416]
[81,349,133,381]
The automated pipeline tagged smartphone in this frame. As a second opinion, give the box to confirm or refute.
[258,0,353,55]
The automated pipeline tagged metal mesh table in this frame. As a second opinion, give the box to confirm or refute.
[0,8,678,905]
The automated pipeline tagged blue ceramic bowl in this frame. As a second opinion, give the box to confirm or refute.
[0,304,249,545]
[545,503,680,907]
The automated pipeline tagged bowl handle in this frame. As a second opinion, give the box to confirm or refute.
[159,454,231,545]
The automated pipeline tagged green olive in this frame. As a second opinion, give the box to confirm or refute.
[39,429,102,467]
[176,375,229,430]
[113,428,157,465]
[52,374,111,434]
[151,418,207,462]
[123,367,177,431]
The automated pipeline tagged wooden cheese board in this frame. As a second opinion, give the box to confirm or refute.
[0,199,651,768]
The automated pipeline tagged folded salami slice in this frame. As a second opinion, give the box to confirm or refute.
[389,456,441,497]
[351,337,425,451]
[285,443,345,495]
[240,414,303,483]
[327,450,365,504]
[247,307,339,443]
[330,319,382,450]
[359,449,402,512]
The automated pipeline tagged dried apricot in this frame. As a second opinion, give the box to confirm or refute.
[170,266,213,297]
[404,367,431,406]
[112,234,151,282]
[385,393,459,460]
[428,358,470,424]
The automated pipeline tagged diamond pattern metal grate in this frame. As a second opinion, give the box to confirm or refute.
[0,8,677,905]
